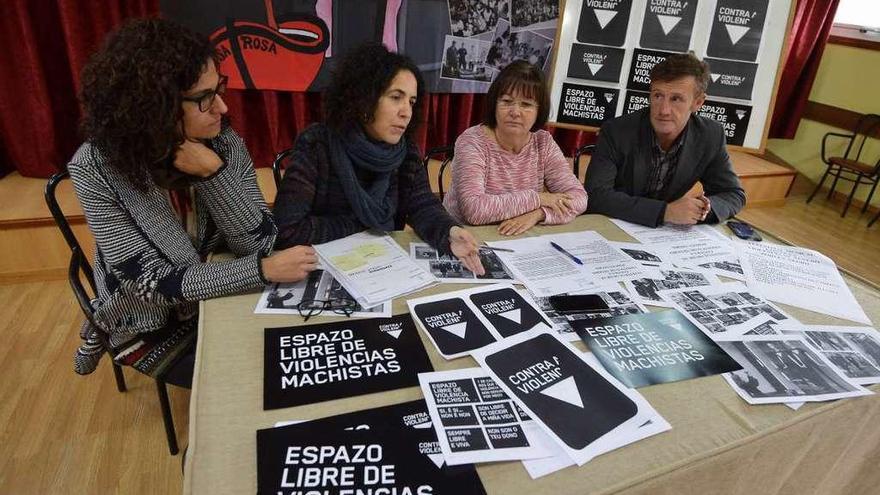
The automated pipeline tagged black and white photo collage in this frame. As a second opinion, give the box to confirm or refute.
[441,0,558,85]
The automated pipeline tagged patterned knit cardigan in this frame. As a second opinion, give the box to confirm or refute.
[68,127,275,377]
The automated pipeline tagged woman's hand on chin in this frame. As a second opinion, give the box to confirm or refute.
[449,226,486,276]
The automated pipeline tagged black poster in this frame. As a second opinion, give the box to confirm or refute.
[574,311,743,388]
[639,0,698,52]
[626,48,674,91]
[468,287,551,338]
[412,298,497,358]
[263,314,432,410]
[697,100,753,146]
[482,333,638,450]
[623,90,651,115]
[556,83,619,127]
[257,401,486,495]
[705,58,758,100]
[706,0,768,62]
[577,0,633,47]
[567,44,625,83]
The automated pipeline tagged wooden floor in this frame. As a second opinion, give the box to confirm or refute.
[2,181,879,494]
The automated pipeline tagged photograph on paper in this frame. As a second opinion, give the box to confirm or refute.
[511,0,558,30]
[719,336,872,404]
[659,282,793,339]
[410,242,513,283]
[528,287,648,341]
[441,36,495,82]
[255,270,390,318]
[448,0,507,38]
[792,326,880,385]
[610,241,666,266]
[624,266,718,306]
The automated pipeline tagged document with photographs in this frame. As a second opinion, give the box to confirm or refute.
[610,241,668,266]
[407,283,554,359]
[610,219,744,280]
[658,282,796,339]
[528,286,648,342]
[255,269,390,318]
[313,231,436,308]
[719,336,873,404]
[521,350,670,479]
[409,242,514,284]
[611,219,728,245]
[549,231,649,283]
[786,325,880,385]
[736,241,872,324]
[418,368,554,465]
[624,265,719,307]
[472,329,655,466]
[485,236,598,296]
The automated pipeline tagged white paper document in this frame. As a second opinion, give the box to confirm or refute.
[658,282,796,340]
[736,241,871,325]
[255,270,391,318]
[313,231,436,308]
[719,335,873,404]
[611,219,725,245]
[418,368,554,465]
[550,231,649,283]
[409,242,515,284]
[486,236,598,296]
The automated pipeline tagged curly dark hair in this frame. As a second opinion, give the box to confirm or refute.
[323,42,424,137]
[484,60,550,132]
[650,52,711,95]
[79,17,217,190]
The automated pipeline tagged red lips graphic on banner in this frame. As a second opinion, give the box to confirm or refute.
[210,14,329,91]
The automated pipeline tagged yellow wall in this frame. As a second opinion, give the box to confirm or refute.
[766,43,880,205]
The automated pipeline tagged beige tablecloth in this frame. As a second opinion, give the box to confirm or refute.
[183,215,880,495]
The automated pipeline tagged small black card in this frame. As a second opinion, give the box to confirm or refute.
[469,287,551,338]
[706,0,768,62]
[556,83,619,127]
[639,0,698,52]
[577,0,634,47]
[412,298,497,358]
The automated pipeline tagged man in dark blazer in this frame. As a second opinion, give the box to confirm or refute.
[585,53,745,227]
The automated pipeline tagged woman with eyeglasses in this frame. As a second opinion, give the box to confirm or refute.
[443,61,587,235]
[69,18,316,386]
[273,42,486,277]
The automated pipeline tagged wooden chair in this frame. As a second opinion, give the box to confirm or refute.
[45,171,181,455]
[423,145,455,200]
[807,114,880,218]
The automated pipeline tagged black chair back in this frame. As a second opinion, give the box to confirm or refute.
[46,171,95,288]
[423,145,455,200]
[573,143,596,185]
[272,147,295,192]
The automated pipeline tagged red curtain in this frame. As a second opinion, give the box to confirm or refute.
[768,0,840,139]
[0,0,596,179]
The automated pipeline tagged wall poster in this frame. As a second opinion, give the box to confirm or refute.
[548,0,793,150]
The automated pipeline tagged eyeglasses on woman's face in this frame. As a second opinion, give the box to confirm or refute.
[182,74,229,112]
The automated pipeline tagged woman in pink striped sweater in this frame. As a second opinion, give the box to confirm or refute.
[443,61,587,235]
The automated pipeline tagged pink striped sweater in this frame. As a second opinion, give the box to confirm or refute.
[443,125,588,225]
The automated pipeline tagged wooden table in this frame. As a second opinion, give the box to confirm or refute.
[183,215,880,495]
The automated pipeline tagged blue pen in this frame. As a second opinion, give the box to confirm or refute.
[550,241,583,265]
